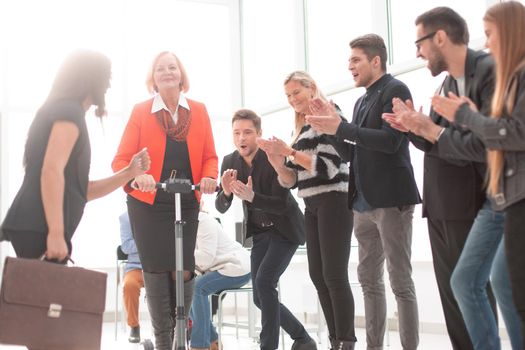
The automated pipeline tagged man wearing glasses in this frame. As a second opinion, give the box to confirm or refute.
[383,7,494,350]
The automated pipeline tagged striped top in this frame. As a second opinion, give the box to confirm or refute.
[283,124,349,198]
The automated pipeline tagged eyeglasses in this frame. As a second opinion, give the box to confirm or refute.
[414,31,437,50]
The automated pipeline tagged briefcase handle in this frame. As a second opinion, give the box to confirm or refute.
[39,254,75,265]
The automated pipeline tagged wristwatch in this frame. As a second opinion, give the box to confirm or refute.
[288,149,297,161]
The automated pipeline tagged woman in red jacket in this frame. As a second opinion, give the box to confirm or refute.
[112,51,218,350]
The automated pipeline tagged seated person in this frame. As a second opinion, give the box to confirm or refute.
[190,209,251,350]
[120,211,144,343]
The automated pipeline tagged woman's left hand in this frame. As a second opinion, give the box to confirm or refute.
[199,177,217,194]
[257,136,290,156]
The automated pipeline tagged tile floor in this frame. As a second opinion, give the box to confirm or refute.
[0,319,513,349]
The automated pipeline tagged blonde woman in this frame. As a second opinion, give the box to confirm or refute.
[258,71,356,350]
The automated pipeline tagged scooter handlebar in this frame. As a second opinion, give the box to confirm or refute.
[155,180,219,193]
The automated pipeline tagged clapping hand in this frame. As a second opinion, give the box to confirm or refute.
[306,98,340,135]
[220,169,237,197]
[257,136,289,156]
[230,176,255,202]
[431,92,477,123]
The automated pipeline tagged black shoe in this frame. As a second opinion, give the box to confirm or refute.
[128,325,141,343]
[291,338,317,350]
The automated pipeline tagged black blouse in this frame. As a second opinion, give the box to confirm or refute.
[2,99,90,240]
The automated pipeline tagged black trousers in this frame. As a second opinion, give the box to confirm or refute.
[304,191,356,342]
[427,217,497,350]
[250,230,309,350]
[504,198,525,339]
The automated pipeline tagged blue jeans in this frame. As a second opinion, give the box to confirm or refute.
[251,231,311,350]
[189,271,251,348]
[451,200,523,350]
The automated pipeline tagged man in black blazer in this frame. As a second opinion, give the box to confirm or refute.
[308,34,421,350]
[215,109,316,350]
[382,8,495,350]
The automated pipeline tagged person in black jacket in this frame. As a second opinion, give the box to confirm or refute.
[308,34,421,350]
[381,7,520,350]
[430,1,525,345]
[215,109,316,350]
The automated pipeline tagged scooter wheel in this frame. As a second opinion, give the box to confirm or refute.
[142,338,154,350]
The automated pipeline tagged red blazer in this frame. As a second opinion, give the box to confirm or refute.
[112,97,218,204]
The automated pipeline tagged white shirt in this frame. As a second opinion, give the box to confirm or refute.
[456,75,466,96]
[151,93,190,124]
[194,212,251,277]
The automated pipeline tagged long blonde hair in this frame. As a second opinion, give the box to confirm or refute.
[284,71,327,144]
[484,1,525,195]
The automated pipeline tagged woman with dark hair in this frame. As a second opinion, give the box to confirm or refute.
[432,1,525,343]
[1,49,150,262]
[112,51,218,350]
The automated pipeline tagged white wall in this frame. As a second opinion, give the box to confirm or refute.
[0,0,504,335]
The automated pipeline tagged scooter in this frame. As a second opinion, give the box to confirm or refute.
[141,178,209,350]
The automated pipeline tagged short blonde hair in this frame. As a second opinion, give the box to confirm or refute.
[145,51,190,94]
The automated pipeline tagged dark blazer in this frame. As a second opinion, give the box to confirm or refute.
[215,149,306,245]
[409,49,494,220]
[336,74,421,208]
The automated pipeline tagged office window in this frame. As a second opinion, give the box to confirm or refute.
[241,0,303,113]
[306,0,375,88]
[390,1,489,64]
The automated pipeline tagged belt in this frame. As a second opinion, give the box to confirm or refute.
[250,221,274,228]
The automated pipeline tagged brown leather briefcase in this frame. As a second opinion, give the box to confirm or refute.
[0,257,107,349]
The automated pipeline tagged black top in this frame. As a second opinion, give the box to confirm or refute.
[409,49,493,219]
[2,99,90,240]
[215,149,306,245]
[335,73,421,209]
[352,75,389,211]
[230,151,272,231]
[154,136,197,208]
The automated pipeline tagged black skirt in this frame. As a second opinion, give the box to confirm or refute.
[127,195,199,273]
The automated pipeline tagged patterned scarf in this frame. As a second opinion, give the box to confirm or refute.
[155,107,192,141]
